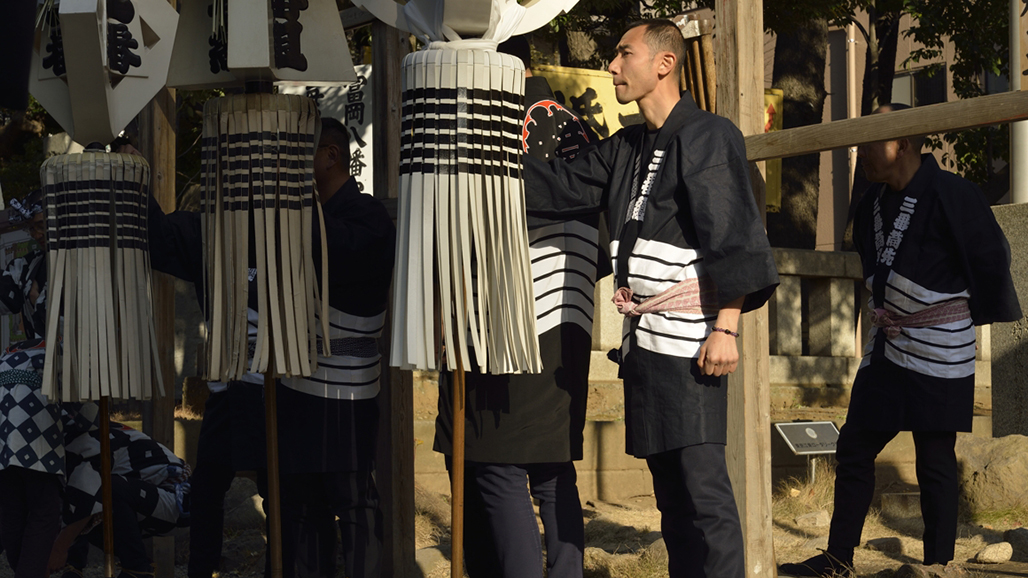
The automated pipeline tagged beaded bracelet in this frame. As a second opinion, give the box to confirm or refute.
[712,326,739,338]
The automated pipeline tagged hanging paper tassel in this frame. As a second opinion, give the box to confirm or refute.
[200,93,327,381]
[39,152,164,402]
[391,44,541,375]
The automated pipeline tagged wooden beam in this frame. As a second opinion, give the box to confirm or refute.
[716,0,776,577]
[746,90,1028,161]
[371,20,417,578]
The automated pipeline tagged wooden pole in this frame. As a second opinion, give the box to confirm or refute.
[450,361,465,578]
[715,0,776,577]
[369,18,417,578]
[265,370,283,578]
[138,11,176,454]
[99,396,115,578]
[138,79,178,578]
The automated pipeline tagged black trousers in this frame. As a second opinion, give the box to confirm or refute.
[0,467,62,578]
[645,444,744,578]
[827,426,958,565]
[187,386,268,578]
[449,459,585,578]
[65,476,159,572]
[281,470,383,578]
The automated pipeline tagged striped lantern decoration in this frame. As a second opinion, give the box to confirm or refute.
[39,152,163,402]
[200,93,330,381]
[390,45,542,375]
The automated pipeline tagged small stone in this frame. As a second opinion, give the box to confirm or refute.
[794,510,831,527]
[641,538,668,563]
[415,546,449,575]
[865,537,902,554]
[789,488,801,497]
[974,542,1013,564]
[897,564,967,578]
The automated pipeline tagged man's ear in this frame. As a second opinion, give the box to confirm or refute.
[657,51,677,77]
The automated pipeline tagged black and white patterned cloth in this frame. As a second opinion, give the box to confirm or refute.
[62,402,191,534]
[0,340,64,476]
[0,249,47,340]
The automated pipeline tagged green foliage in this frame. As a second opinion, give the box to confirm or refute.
[904,0,1010,185]
[0,95,61,204]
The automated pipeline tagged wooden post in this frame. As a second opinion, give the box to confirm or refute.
[138,9,177,453]
[715,0,776,577]
[450,364,465,578]
[370,20,417,578]
[137,78,177,578]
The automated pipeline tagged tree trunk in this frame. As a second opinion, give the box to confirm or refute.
[767,17,828,249]
[843,5,901,249]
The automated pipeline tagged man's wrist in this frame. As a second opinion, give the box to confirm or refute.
[711,326,739,338]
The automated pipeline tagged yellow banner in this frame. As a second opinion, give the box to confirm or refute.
[764,88,784,212]
[533,64,644,139]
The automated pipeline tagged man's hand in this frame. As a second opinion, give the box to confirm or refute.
[697,330,739,376]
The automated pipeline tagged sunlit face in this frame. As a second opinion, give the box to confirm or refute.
[608,26,660,105]
[857,138,903,184]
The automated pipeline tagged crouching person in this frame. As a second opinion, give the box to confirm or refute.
[49,403,191,578]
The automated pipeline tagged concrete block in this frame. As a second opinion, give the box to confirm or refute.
[771,276,803,355]
[576,467,654,502]
[586,381,624,420]
[989,203,1028,436]
[770,356,860,387]
[579,420,642,472]
[591,275,623,352]
[589,350,621,382]
[808,278,857,358]
[881,492,920,519]
[772,248,863,279]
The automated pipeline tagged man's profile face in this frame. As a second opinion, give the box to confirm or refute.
[856,106,902,184]
[608,26,659,105]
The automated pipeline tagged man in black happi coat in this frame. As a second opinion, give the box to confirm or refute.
[780,104,1022,577]
[523,19,779,578]
[435,36,604,578]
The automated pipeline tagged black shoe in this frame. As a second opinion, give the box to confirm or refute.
[779,551,854,577]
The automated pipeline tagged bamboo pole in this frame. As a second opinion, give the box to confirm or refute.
[265,369,283,578]
[99,396,115,578]
[450,359,465,578]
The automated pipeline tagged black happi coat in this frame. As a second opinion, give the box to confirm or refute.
[524,94,778,457]
[436,76,606,463]
[148,178,395,472]
[848,154,1021,432]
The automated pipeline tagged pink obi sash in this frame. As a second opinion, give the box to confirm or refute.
[612,276,719,317]
[869,298,971,339]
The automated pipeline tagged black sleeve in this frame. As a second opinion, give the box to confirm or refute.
[522,135,618,219]
[940,177,1022,325]
[680,124,779,312]
[146,195,204,284]
[313,196,396,315]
